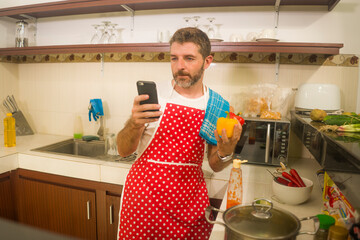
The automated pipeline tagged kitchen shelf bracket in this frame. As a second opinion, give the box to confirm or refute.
[274,0,281,30]
[121,4,135,31]
[275,52,280,81]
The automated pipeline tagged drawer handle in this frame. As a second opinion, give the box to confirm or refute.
[87,201,91,220]
[110,205,114,225]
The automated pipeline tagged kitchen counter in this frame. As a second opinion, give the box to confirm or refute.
[1,134,325,239]
[209,157,325,240]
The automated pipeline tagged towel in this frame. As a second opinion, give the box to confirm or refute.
[199,88,230,145]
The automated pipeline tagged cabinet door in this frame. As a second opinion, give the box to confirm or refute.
[18,177,97,240]
[106,194,121,240]
[0,172,15,220]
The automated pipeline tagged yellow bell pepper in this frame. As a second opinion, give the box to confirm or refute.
[216,114,238,138]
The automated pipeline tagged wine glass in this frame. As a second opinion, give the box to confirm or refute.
[192,16,200,28]
[207,18,215,39]
[90,24,101,44]
[183,17,191,27]
[108,23,118,43]
[99,21,111,44]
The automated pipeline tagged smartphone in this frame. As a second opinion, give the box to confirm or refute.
[136,80,159,105]
[136,81,159,118]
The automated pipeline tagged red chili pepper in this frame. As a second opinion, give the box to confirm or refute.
[282,172,302,187]
[290,169,306,187]
[276,177,290,186]
[287,182,298,187]
[229,112,245,126]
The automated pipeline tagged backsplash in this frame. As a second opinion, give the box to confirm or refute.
[0,55,359,159]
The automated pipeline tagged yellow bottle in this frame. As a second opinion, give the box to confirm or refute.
[4,113,16,147]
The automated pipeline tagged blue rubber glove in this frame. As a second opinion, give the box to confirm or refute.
[88,99,104,121]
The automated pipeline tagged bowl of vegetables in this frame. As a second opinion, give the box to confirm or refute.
[272,169,313,205]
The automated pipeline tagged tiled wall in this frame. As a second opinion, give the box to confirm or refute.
[1,57,359,159]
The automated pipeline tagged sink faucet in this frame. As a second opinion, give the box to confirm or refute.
[97,116,104,140]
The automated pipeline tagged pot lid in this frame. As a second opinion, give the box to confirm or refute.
[223,199,300,239]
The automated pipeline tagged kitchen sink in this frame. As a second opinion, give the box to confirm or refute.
[32,139,136,163]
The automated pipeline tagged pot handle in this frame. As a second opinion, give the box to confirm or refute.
[205,205,226,227]
[298,215,319,235]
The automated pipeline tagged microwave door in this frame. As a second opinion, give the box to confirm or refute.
[237,121,274,165]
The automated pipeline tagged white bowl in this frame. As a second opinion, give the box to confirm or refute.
[272,177,313,205]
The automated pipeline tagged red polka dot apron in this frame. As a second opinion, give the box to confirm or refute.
[118,102,212,240]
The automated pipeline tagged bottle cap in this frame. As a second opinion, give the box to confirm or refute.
[6,113,12,116]
[233,159,248,168]
[316,214,335,230]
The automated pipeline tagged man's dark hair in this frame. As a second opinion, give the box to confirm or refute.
[169,27,211,59]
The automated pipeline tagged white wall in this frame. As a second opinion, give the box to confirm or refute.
[1,0,360,139]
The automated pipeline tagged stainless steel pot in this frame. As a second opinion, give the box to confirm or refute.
[205,199,318,240]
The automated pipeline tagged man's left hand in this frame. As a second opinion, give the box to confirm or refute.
[214,123,242,157]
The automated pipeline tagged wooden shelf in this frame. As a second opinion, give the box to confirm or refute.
[0,42,343,56]
[0,0,341,20]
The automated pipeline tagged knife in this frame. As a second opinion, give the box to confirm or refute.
[3,100,13,113]
[11,95,20,111]
[6,95,17,112]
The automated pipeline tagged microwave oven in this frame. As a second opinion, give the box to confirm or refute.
[234,117,291,166]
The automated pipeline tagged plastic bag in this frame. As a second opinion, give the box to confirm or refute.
[322,171,359,229]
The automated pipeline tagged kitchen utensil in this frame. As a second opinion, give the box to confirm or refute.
[5,95,34,136]
[3,100,12,112]
[272,177,313,205]
[295,83,340,111]
[205,198,318,240]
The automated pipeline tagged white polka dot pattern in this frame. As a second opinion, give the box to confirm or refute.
[118,103,212,239]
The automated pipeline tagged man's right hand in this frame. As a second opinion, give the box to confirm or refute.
[130,94,162,129]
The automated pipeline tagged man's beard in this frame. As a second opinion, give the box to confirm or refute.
[173,65,204,89]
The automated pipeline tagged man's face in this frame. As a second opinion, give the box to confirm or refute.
[170,42,209,89]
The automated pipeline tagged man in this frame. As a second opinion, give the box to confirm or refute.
[117,27,242,239]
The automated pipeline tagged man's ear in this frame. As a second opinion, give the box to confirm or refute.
[204,55,213,69]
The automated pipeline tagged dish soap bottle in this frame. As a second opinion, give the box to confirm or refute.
[227,159,248,209]
[4,113,16,147]
[73,115,83,139]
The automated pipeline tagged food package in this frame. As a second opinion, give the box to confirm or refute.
[230,84,294,118]
[322,171,359,229]
[260,110,281,120]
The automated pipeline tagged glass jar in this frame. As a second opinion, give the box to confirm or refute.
[15,20,29,47]
[314,214,335,240]
[327,225,349,240]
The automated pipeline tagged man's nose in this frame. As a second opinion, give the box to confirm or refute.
[177,58,186,70]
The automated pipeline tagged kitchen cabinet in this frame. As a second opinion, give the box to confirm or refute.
[12,169,123,240]
[0,0,343,57]
[0,171,15,221]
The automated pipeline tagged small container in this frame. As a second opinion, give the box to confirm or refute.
[314,214,335,240]
[327,225,349,240]
[226,159,247,209]
[4,113,16,147]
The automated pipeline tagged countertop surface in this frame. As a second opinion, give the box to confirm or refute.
[1,134,325,239]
